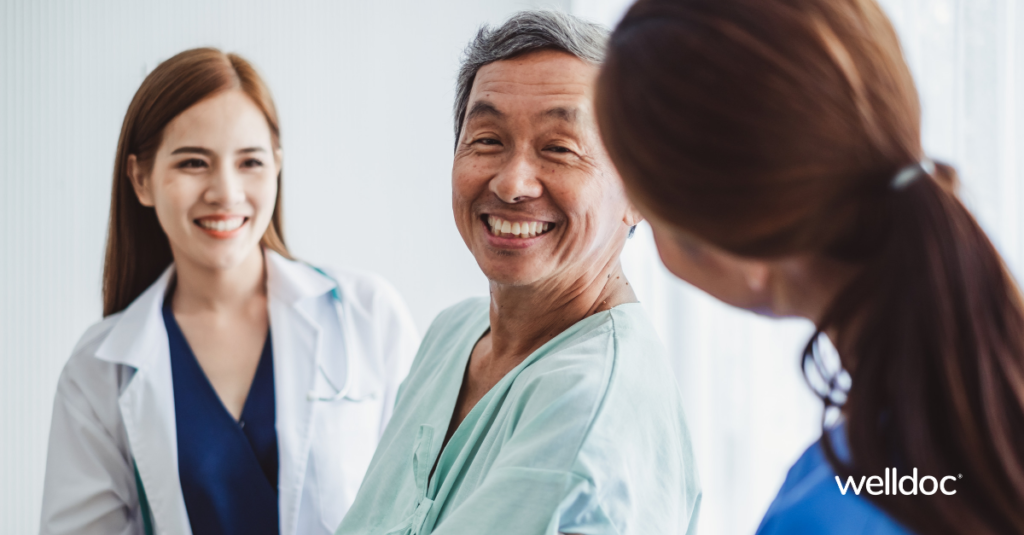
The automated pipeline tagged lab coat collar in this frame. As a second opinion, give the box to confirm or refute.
[93,250,337,370]
[265,249,337,306]
[94,265,175,370]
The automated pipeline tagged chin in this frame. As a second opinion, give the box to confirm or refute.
[195,245,257,272]
[477,260,542,287]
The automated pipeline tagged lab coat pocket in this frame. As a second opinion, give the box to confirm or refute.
[312,393,384,531]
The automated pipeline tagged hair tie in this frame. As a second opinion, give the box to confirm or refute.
[890,159,935,190]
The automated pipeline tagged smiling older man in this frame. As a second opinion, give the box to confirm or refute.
[336,11,701,535]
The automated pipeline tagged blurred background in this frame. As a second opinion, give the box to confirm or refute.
[2,0,1021,533]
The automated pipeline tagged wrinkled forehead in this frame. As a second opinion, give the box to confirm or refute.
[466,50,599,127]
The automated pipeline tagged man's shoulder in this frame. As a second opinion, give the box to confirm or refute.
[437,296,490,322]
[525,303,670,387]
[504,305,670,452]
[512,302,665,385]
[421,296,489,345]
[568,303,697,487]
[504,305,700,534]
[400,297,488,385]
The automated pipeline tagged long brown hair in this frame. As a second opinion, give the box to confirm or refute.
[103,48,290,317]
[596,0,1024,533]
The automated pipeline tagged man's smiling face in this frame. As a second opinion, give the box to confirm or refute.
[452,49,638,287]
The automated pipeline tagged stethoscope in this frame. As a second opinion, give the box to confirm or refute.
[304,266,378,404]
[306,365,377,402]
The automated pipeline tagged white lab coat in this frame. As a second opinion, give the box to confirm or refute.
[39,250,419,535]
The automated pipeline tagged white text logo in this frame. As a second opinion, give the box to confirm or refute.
[835,468,961,496]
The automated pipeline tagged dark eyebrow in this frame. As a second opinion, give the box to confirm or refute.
[169,146,267,156]
[466,101,504,122]
[170,146,213,156]
[540,106,579,123]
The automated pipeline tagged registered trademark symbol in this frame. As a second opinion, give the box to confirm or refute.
[958,474,963,479]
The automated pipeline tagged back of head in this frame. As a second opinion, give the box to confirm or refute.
[597,0,1024,532]
[103,48,289,317]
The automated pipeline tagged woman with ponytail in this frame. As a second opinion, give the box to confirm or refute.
[596,0,1024,533]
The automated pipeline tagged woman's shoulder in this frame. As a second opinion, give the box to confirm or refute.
[756,431,915,535]
[303,264,404,312]
[55,314,130,415]
[73,313,123,356]
[62,313,124,374]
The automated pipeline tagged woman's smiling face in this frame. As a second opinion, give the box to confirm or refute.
[129,88,281,272]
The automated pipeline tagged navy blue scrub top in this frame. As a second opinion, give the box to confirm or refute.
[163,296,280,535]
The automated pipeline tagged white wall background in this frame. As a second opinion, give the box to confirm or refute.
[0,1,570,532]
[2,1,1021,534]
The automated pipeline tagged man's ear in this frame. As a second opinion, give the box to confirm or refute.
[741,261,771,294]
[622,201,644,228]
[127,155,155,207]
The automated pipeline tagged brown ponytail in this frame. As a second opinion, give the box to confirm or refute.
[596,0,1024,533]
[103,48,290,317]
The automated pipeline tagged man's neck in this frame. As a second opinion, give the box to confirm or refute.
[437,258,637,459]
[485,257,637,366]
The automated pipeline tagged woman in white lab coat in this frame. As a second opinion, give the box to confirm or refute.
[39,48,418,535]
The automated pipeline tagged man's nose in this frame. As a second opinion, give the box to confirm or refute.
[489,150,543,204]
[203,165,245,207]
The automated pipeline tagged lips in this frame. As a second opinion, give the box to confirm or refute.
[194,215,248,238]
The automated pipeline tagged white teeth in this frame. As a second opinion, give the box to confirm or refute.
[198,217,244,232]
[486,216,554,239]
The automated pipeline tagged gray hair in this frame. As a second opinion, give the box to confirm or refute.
[453,11,609,145]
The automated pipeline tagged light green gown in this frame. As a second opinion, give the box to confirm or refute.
[336,298,701,535]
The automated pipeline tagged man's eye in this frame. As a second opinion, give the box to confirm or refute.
[178,158,207,168]
[474,138,501,146]
[242,158,264,168]
[545,146,572,154]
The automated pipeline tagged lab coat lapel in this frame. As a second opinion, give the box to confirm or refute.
[93,252,339,535]
[95,266,192,535]
[265,251,337,535]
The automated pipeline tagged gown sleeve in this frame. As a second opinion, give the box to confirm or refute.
[365,276,419,435]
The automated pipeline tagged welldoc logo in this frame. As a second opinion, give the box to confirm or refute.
[836,469,961,496]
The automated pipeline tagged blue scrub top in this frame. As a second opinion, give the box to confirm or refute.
[756,425,914,535]
[163,297,280,535]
